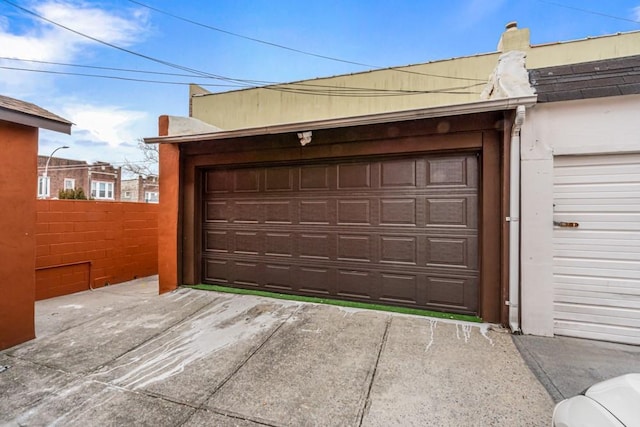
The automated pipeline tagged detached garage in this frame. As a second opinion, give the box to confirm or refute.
[150,99,536,325]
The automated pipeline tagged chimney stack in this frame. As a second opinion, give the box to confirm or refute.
[497,21,530,52]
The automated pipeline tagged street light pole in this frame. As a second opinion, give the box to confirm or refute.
[42,145,69,198]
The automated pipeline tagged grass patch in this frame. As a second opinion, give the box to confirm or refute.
[186,284,482,323]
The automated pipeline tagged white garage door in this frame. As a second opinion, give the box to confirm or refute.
[553,154,640,344]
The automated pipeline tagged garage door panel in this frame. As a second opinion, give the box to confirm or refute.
[337,269,374,299]
[380,273,419,304]
[265,167,294,191]
[337,234,373,263]
[300,200,332,224]
[554,248,640,261]
[300,165,330,190]
[554,275,640,294]
[425,276,478,312]
[204,259,229,283]
[426,156,475,187]
[379,198,417,226]
[204,230,229,253]
[555,302,640,320]
[203,154,479,315]
[234,231,261,255]
[554,265,640,280]
[337,163,371,189]
[233,169,260,192]
[380,235,417,265]
[426,236,477,269]
[554,322,640,345]
[380,159,417,187]
[555,293,640,309]
[265,233,293,257]
[264,264,293,291]
[205,170,229,193]
[553,153,640,344]
[300,233,332,259]
[337,199,372,225]
[265,201,293,224]
[298,267,333,295]
[552,231,640,245]
[232,261,262,286]
[426,196,476,228]
[205,201,228,222]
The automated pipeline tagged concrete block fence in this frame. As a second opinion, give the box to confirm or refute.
[35,200,158,300]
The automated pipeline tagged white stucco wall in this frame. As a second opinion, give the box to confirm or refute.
[520,94,640,336]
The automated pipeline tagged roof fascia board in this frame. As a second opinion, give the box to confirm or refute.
[145,96,537,144]
[0,109,72,134]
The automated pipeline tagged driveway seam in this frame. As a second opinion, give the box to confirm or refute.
[357,315,392,427]
[178,306,301,427]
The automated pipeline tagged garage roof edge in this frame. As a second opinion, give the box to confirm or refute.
[144,96,537,144]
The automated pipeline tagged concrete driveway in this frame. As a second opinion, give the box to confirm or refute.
[1,277,553,426]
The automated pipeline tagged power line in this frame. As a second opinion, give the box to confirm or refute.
[126,0,487,82]
[0,0,258,87]
[530,0,640,25]
[0,56,219,79]
[1,64,485,97]
[1,57,480,93]
[1,0,486,97]
[0,65,248,88]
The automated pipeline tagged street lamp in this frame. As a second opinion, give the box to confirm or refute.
[41,145,69,198]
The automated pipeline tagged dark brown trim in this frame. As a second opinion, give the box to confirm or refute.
[479,130,501,323]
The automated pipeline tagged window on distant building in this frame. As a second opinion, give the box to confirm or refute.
[124,191,132,199]
[91,181,114,199]
[37,176,50,198]
[144,191,159,203]
[64,178,75,190]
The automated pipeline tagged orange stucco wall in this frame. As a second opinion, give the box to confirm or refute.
[35,200,158,300]
[0,121,37,350]
[158,129,180,294]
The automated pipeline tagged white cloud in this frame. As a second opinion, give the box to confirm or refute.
[633,5,640,21]
[0,1,149,92]
[63,103,149,148]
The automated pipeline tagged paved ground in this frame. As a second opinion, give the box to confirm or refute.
[1,277,554,426]
[513,334,640,403]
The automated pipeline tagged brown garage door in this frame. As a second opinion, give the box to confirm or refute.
[202,153,479,314]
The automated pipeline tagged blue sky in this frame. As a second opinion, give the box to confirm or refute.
[1,0,639,171]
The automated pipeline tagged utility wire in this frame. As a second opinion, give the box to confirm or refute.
[1,0,486,96]
[0,0,260,87]
[530,0,640,25]
[0,57,482,93]
[126,0,487,82]
[1,65,485,96]
[0,65,248,88]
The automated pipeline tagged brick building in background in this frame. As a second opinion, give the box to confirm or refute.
[37,156,121,201]
[121,175,159,203]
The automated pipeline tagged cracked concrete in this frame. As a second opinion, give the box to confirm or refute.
[1,277,554,426]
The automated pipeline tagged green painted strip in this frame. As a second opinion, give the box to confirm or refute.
[186,284,482,323]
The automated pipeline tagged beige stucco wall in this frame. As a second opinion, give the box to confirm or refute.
[191,29,640,130]
[520,94,640,336]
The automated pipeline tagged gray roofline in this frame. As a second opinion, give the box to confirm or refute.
[145,96,537,144]
[0,108,72,134]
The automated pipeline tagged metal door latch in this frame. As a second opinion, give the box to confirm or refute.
[554,221,579,228]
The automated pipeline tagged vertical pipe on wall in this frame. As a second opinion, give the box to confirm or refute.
[509,105,526,332]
